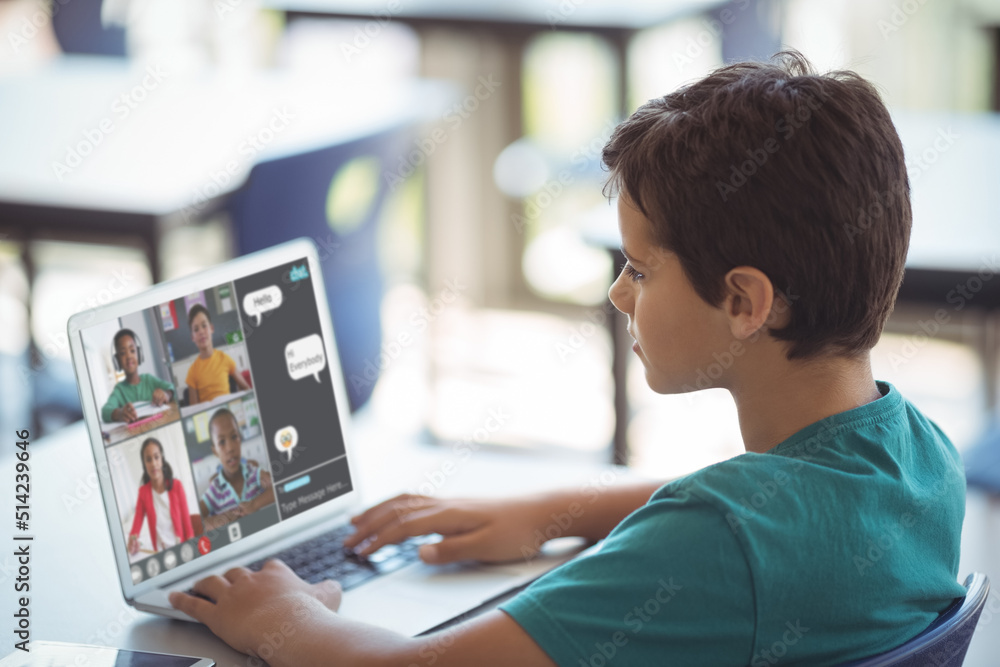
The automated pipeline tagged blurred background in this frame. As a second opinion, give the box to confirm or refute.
[3,1,1000,661]
[1,0,998,479]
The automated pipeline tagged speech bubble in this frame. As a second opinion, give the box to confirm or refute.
[286,333,326,383]
[274,425,298,462]
[244,286,283,327]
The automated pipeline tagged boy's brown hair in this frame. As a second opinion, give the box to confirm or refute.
[602,50,910,359]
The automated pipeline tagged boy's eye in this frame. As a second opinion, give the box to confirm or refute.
[623,263,644,282]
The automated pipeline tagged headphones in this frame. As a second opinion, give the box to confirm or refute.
[111,329,144,372]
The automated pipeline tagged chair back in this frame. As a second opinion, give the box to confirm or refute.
[840,573,990,666]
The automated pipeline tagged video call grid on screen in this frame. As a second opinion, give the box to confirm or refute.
[79,258,353,585]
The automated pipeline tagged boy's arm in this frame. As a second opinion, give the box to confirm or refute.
[344,479,666,563]
[244,473,276,513]
[185,364,198,405]
[101,384,124,422]
[229,361,251,391]
[169,561,555,667]
[147,374,175,404]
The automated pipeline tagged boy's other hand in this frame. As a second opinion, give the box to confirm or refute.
[343,494,552,565]
[151,388,169,406]
[113,403,138,423]
[169,560,341,657]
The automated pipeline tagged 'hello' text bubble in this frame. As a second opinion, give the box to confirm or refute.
[274,425,298,462]
[244,286,283,327]
[286,334,326,383]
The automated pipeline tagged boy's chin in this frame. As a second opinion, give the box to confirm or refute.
[645,370,719,395]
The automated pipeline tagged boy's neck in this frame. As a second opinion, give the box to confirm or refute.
[223,465,244,485]
[125,371,141,384]
[198,346,214,359]
[730,352,881,454]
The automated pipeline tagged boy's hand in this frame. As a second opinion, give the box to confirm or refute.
[169,560,341,657]
[343,494,554,564]
[113,403,138,423]
[151,388,169,406]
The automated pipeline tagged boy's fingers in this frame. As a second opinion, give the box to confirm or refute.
[191,574,229,600]
[356,507,474,556]
[350,494,430,526]
[418,531,488,564]
[168,590,215,621]
[345,495,435,548]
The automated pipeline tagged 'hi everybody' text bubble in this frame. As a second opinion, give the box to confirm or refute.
[286,334,326,383]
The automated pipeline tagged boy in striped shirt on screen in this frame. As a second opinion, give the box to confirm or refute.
[199,408,276,531]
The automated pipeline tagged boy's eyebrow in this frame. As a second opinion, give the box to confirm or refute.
[620,245,643,266]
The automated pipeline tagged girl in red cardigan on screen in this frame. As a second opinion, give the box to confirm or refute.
[127,437,194,556]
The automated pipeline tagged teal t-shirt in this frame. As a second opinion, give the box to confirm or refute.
[500,382,966,666]
[100,374,175,422]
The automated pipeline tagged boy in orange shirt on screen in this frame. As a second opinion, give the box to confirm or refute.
[185,304,251,405]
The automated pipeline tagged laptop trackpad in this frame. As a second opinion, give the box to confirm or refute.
[339,560,549,636]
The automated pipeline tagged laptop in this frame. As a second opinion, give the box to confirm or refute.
[67,237,583,637]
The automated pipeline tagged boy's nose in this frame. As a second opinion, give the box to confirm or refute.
[608,270,631,315]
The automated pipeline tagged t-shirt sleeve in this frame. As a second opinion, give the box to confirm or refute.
[101,382,126,422]
[146,373,175,395]
[222,351,236,376]
[185,361,197,390]
[499,490,755,667]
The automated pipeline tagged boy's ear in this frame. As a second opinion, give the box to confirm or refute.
[722,267,782,339]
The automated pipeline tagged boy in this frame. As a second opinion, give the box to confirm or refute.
[170,52,966,666]
[185,304,251,405]
[101,329,174,423]
[199,408,276,532]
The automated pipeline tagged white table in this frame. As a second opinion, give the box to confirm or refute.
[0,55,451,279]
[0,416,636,662]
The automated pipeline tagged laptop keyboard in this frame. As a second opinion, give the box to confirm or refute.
[183,523,432,602]
[251,523,432,590]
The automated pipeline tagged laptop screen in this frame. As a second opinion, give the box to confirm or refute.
[77,257,352,586]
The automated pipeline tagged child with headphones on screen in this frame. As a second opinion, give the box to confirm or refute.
[101,328,175,423]
[170,52,966,665]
